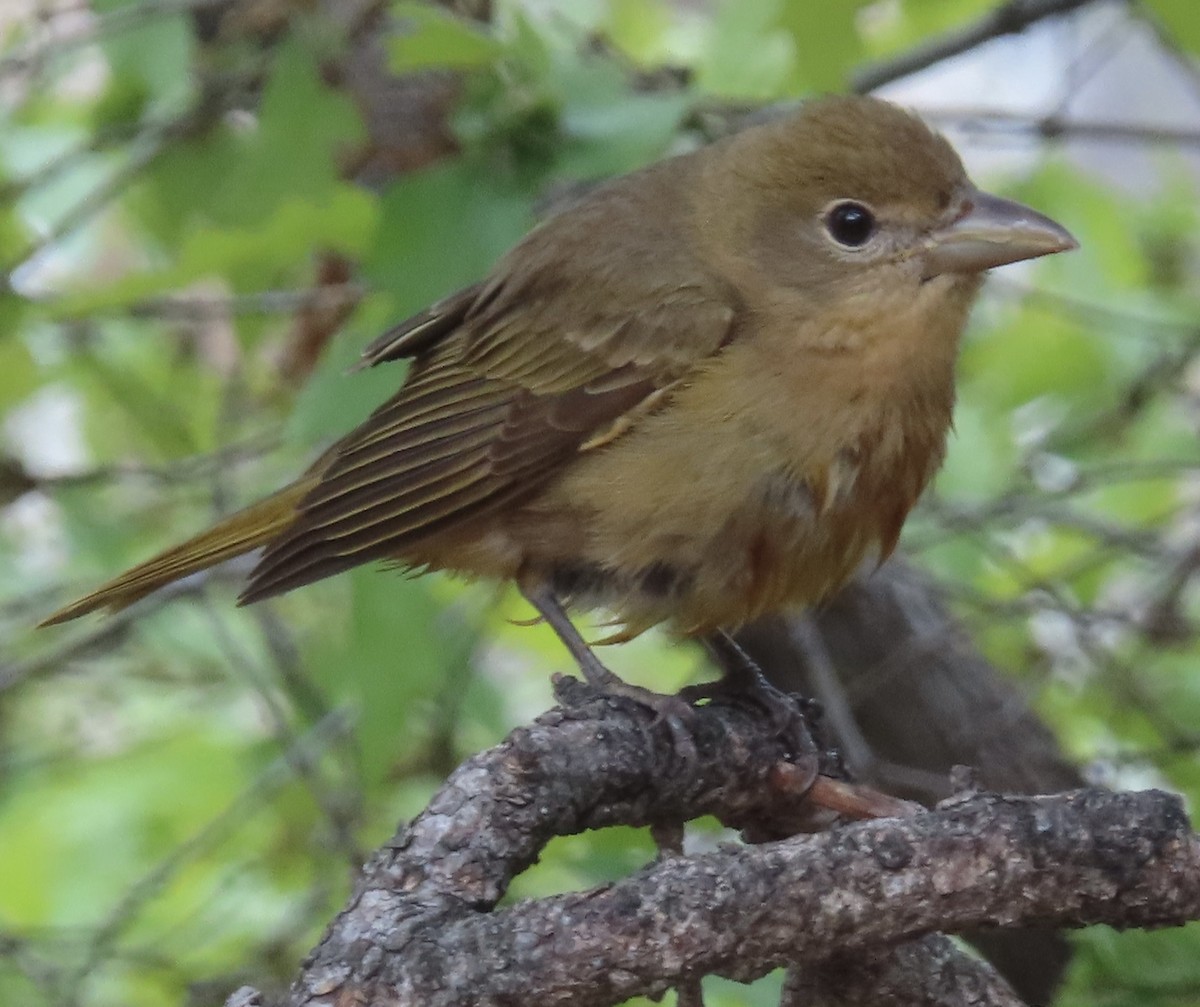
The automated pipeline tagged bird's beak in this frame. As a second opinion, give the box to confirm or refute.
[923,189,1077,278]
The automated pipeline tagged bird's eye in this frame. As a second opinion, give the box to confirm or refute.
[824,201,876,248]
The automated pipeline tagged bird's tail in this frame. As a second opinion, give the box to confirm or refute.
[38,479,315,626]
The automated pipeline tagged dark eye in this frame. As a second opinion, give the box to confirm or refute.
[824,201,876,248]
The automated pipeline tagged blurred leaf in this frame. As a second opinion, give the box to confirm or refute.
[705,971,785,1007]
[1086,476,1179,528]
[90,74,150,134]
[172,190,376,291]
[695,0,795,99]
[505,826,656,903]
[1143,0,1200,56]
[91,0,193,117]
[604,0,675,65]
[778,2,868,92]
[136,34,364,241]
[454,16,687,182]
[960,305,1117,414]
[54,186,376,313]
[0,720,247,929]
[288,158,533,446]
[860,0,996,56]
[286,295,406,448]
[553,57,689,178]
[389,2,502,72]
[1061,925,1200,1007]
[61,328,219,458]
[936,398,1018,501]
[363,156,533,300]
[0,320,35,407]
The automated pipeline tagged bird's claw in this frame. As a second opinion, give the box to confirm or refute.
[552,672,700,764]
[681,674,817,759]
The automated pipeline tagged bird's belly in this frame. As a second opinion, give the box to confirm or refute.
[613,473,886,636]
[407,444,915,639]
[502,448,905,639]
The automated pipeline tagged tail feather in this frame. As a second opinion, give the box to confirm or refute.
[38,480,314,626]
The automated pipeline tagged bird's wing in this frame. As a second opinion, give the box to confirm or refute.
[355,282,484,365]
[239,266,738,603]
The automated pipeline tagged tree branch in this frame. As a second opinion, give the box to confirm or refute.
[852,0,1104,94]
[233,684,1200,1007]
[781,934,1025,1007]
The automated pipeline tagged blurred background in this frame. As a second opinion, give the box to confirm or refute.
[1,1,1199,1005]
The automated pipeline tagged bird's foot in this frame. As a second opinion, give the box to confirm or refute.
[693,633,820,759]
[552,666,699,764]
[680,673,815,753]
[520,582,700,759]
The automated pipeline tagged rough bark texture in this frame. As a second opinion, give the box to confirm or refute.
[780,934,1025,1007]
[227,683,1200,1007]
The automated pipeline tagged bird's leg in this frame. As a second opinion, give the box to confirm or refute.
[519,582,698,744]
[696,631,777,697]
[687,630,819,757]
[519,582,633,691]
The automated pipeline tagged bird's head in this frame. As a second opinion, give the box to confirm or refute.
[700,95,1076,306]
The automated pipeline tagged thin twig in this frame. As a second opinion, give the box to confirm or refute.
[39,284,368,322]
[851,0,1103,94]
[924,108,1200,149]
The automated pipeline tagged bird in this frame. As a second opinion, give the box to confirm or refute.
[39,96,1076,716]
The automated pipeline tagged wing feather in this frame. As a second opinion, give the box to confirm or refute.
[242,165,742,604]
[306,398,511,494]
[355,284,483,366]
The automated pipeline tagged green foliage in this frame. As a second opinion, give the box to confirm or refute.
[1144,0,1200,56]
[389,2,503,71]
[1058,926,1200,1007]
[2,1,1200,1005]
[91,0,193,120]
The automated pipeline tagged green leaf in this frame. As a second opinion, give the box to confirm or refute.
[135,34,365,241]
[1062,926,1200,1007]
[90,72,151,132]
[506,826,656,902]
[389,2,502,72]
[695,0,795,99]
[91,0,193,117]
[936,398,1017,501]
[52,186,376,315]
[1143,0,1200,56]
[553,57,689,178]
[173,189,376,290]
[860,0,996,57]
[0,287,30,369]
[0,332,37,414]
[778,2,868,92]
[288,160,532,446]
[960,304,1117,413]
[363,158,533,301]
[605,0,675,66]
